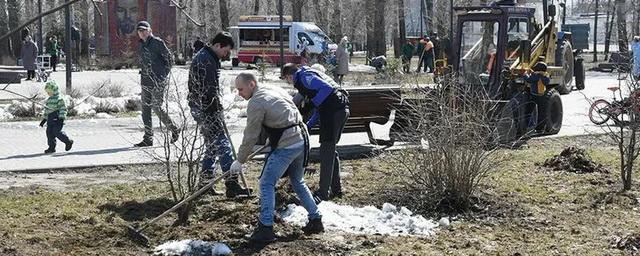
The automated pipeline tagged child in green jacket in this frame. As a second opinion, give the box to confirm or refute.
[40,80,73,153]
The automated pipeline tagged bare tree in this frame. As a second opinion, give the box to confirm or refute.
[312,0,329,33]
[366,0,375,59]
[615,0,629,53]
[0,0,11,60]
[398,0,405,44]
[587,72,640,191]
[373,0,386,56]
[390,75,503,212]
[253,0,260,15]
[292,0,304,21]
[7,0,21,58]
[220,0,230,30]
[604,0,614,60]
[331,0,343,42]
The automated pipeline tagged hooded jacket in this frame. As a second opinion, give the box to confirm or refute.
[43,81,67,120]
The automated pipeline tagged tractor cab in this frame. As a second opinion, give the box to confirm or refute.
[453,5,538,98]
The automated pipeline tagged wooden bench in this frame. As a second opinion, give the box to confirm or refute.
[597,52,630,72]
[304,86,403,145]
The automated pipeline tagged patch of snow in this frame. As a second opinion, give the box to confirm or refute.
[94,113,113,119]
[349,64,377,74]
[153,240,232,256]
[0,106,14,120]
[438,217,451,228]
[74,102,96,116]
[281,201,440,236]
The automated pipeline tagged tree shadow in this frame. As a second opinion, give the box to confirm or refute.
[98,198,174,222]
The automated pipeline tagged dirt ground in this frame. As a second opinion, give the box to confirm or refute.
[1,134,640,255]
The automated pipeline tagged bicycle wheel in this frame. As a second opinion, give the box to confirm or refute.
[589,99,612,125]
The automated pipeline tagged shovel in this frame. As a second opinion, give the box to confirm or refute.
[126,144,269,247]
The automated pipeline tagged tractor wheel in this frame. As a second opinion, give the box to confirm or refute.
[556,41,575,95]
[574,56,585,90]
[544,89,563,134]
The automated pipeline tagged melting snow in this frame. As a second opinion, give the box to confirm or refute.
[281,201,442,236]
[153,240,232,256]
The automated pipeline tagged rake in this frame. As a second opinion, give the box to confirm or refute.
[126,144,269,247]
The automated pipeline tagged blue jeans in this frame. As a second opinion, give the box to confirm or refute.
[200,118,234,175]
[259,143,321,226]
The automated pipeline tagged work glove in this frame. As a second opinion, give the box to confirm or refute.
[230,160,243,175]
[39,119,46,127]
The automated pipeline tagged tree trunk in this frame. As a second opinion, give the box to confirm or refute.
[0,0,11,60]
[634,4,640,36]
[253,0,260,15]
[331,0,342,43]
[220,0,230,30]
[79,0,89,58]
[426,0,433,34]
[398,0,405,44]
[366,0,375,60]
[373,0,386,56]
[292,0,304,21]
[313,0,328,34]
[7,0,21,58]
[615,0,628,53]
[604,0,613,60]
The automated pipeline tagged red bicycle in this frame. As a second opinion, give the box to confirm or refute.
[589,86,640,125]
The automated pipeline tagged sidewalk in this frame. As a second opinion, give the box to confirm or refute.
[0,116,385,172]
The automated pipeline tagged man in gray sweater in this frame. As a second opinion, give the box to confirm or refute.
[230,73,324,243]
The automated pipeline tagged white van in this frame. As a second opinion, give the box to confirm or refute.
[229,16,335,66]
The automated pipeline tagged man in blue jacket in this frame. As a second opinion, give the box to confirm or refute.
[281,63,350,202]
[188,31,251,198]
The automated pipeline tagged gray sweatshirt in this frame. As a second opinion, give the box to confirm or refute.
[237,85,306,163]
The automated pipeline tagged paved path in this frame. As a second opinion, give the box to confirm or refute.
[0,71,622,172]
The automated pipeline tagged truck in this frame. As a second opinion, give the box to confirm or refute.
[229,16,336,67]
[329,0,587,146]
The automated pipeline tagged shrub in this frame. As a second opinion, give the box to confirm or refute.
[389,74,504,213]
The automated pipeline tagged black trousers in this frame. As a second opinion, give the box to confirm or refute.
[46,119,71,149]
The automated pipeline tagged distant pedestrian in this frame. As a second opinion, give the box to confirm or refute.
[421,37,435,73]
[632,36,640,79]
[21,35,38,81]
[415,35,426,72]
[134,20,179,147]
[401,39,414,73]
[334,36,349,85]
[47,36,60,72]
[40,80,73,154]
[193,36,205,55]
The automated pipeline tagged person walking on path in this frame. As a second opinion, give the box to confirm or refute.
[21,35,38,81]
[281,63,350,202]
[230,72,324,243]
[334,36,350,85]
[134,21,179,147]
[47,36,60,72]
[40,80,73,154]
[401,39,414,73]
[188,31,251,197]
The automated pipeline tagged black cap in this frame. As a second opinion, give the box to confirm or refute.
[137,21,151,30]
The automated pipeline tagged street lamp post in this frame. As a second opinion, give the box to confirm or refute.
[593,0,598,62]
[279,0,284,66]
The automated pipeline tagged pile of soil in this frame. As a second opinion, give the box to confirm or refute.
[542,147,608,173]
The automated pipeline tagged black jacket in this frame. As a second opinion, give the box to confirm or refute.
[139,35,173,87]
[188,46,223,115]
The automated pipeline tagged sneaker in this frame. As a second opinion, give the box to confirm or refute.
[44,148,55,154]
[248,222,276,243]
[65,140,74,151]
[134,140,153,147]
[225,180,253,198]
[302,217,324,234]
